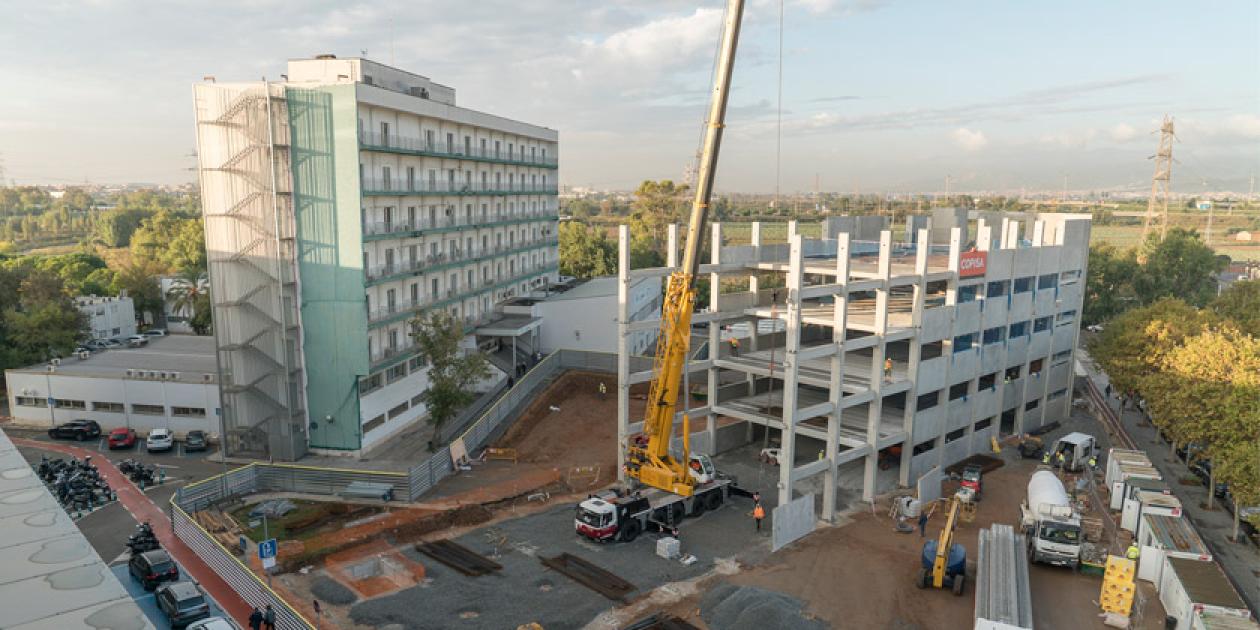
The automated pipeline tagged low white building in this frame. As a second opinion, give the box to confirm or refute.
[74,295,136,340]
[5,336,221,438]
[497,276,661,355]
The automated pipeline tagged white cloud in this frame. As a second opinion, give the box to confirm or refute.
[1225,114,1260,139]
[951,127,988,152]
[1109,123,1138,142]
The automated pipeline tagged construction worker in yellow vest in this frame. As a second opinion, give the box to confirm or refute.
[1125,543,1140,560]
[729,336,740,357]
[1042,451,1052,465]
[1055,451,1066,468]
[598,381,607,399]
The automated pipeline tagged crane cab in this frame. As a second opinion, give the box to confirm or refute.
[687,454,716,484]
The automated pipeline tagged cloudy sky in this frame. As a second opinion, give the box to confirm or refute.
[1,0,1257,193]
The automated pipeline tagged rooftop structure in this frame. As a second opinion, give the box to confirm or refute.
[5,336,221,436]
[193,56,559,459]
[615,210,1090,521]
[0,428,154,629]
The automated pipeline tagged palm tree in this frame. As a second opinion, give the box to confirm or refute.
[165,267,209,333]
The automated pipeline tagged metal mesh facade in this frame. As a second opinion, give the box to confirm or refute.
[193,82,308,461]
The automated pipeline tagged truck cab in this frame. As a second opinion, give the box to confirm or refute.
[1029,510,1083,567]
[575,492,651,542]
[687,454,717,485]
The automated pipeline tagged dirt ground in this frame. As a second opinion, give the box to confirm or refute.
[654,440,1167,630]
[496,371,645,488]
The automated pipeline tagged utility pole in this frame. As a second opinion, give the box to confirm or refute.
[1142,115,1175,242]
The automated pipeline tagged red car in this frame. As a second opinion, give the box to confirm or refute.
[107,427,137,449]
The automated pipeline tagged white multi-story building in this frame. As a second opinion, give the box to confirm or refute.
[193,56,559,459]
[614,209,1090,523]
[75,296,136,340]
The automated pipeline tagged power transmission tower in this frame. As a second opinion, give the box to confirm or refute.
[1142,115,1175,242]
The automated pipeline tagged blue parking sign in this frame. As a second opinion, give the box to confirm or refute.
[258,538,277,560]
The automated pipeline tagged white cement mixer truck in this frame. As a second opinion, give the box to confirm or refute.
[1020,470,1083,568]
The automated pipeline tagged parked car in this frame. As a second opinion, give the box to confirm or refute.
[126,334,149,347]
[146,428,174,452]
[1190,459,1230,498]
[155,581,210,628]
[107,427,138,449]
[100,338,124,349]
[187,617,237,630]
[184,430,208,453]
[142,329,167,338]
[129,549,179,591]
[73,345,93,355]
[84,339,108,350]
[47,419,101,441]
[1239,506,1260,543]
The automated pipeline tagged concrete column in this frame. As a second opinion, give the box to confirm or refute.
[936,227,963,471]
[667,224,679,269]
[823,233,850,520]
[788,220,798,242]
[900,225,931,486]
[863,230,892,502]
[617,225,631,483]
[747,222,762,397]
[776,234,806,507]
[707,223,722,454]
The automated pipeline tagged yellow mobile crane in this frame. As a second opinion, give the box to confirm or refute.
[625,0,746,498]
[574,0,746,544]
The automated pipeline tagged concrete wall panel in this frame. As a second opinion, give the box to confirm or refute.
[772,493,816,552]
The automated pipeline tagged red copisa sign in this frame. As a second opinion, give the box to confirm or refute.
[959,250,987,277]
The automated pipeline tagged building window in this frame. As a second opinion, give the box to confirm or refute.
[953,333,975,353]
[912,439,936,456]
[916,391,940,410]
[975,417,993,431]
[949,381,969,401]
[132,404,165,415]
[1047,388,1068,401]
[408,356,426,372]
[1024,399,1040,412]
[364,414,387,433]
[388,402,410,419]
[945,428,966,443]
[359,373,383,396]
[1009,321,1029,337]
[1038,274,1058,290]
[978,372,997,390]
[1013,277,1034,293]
[1056,310,1076,326]
[1004,366,1021,382]
[411,393,425,407]
[982,327,1005,345]
[172,407,206,418]
[986,280,1008,298]
[93,402,124,413]
[15,396,41,407]
[386,363,408,383]
[54,399,86,410]
[1033,316,1052,333]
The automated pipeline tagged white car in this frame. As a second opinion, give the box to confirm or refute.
[126,335,149,347]
[146,428,174,452]
[142,329,167,338]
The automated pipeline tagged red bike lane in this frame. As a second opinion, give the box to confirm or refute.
[13,437,253,625]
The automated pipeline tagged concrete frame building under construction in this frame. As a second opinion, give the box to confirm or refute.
[615,209,1091,522]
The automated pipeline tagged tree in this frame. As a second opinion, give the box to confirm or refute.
[111,261,164,325]
[410,310,491,442]
[91,207,149,248]
[630,180,689,246]
[0,269,86,370]
[1088,298,1210,396]
[558,222,616,279]
[1083,243,1139,325]
[166,218,207,275]
[1211,279,1260,337]
[1133,228,1225,308]
[165,268,210,334]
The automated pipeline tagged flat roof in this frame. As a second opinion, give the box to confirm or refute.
[539,275,655,302]
[0,428,154,629]
[8,335,218,380]
[1142,513,1208,555]
[1168,556,1249,611]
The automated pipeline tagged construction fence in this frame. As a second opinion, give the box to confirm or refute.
[168,348,649,626]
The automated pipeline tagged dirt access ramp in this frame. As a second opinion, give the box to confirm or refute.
[494,370,648,488]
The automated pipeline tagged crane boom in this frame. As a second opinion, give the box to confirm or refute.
[626,0,745,497]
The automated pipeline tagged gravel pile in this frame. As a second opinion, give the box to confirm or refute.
[310,574,357,606]
[700,584,826,630]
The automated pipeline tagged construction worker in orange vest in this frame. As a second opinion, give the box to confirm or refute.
[884,357,893,382]
[752,501,766,532]
[729,336,740,357]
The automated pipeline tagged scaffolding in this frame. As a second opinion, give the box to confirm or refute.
[193,82,307,461]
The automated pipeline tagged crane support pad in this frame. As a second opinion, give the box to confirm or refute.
[540,553,637,602]
[415,540,503,576]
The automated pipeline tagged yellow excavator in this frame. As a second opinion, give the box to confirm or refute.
[624,0,745,498]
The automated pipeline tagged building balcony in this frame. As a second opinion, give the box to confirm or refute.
[364,237,559,286]
[367,263,559,330]
[360,131,559,169]
[362,210,558,240]
[361,177,558,197]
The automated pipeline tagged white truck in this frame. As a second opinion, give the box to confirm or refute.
[1050,432,1098,472]
[575,454,739,542]
[1020,470,1083,568]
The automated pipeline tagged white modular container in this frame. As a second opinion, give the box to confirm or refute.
[1105,448,1151,489]
[1159,556,1251,630]
[1136,513,1210,586]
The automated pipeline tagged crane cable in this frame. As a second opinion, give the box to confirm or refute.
[774,0,784,211]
